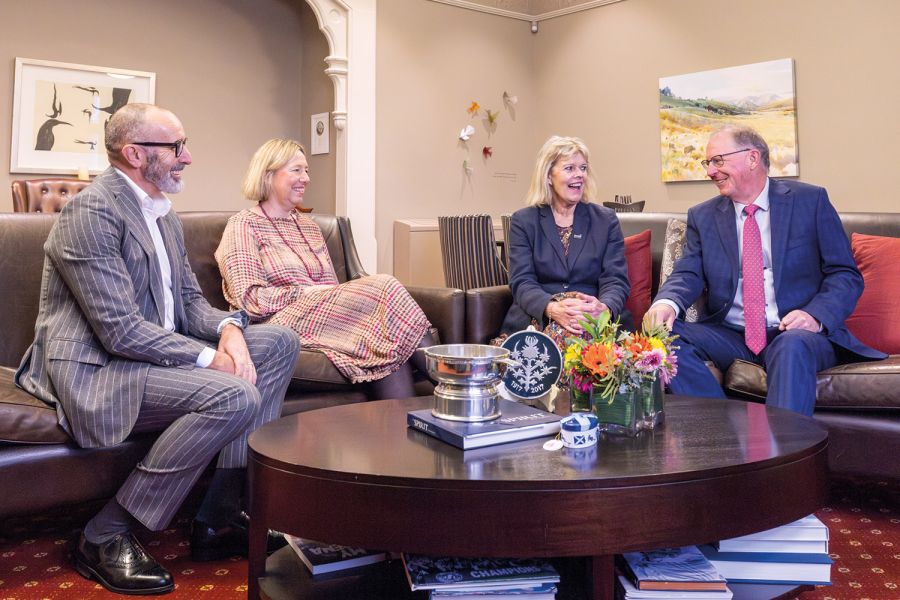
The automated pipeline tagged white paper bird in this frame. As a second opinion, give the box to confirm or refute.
[503,91,518,106]
[459,125,476,141]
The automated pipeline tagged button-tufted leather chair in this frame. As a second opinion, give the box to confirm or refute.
[11,178,89,212]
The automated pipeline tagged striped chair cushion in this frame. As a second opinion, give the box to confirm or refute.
[438,215,507,290]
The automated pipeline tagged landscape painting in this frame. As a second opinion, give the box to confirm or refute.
[659,58,798,182]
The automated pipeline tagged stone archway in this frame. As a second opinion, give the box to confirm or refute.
[304,0,377,271]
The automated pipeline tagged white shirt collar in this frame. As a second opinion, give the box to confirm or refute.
[113,167,172,219]
[732,178,770,215]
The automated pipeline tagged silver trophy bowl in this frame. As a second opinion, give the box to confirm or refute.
[422,344,519,422]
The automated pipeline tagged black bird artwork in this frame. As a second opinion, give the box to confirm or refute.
[96,88,132,116]
[45,84,63,118]
[74,85,99,96]
[74,139,98,151]
[35,119,72,151]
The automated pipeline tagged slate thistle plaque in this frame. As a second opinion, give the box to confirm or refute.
[501,329,562,400]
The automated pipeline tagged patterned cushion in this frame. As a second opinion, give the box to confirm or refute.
[438,215,507,290]
[659,218,704,322]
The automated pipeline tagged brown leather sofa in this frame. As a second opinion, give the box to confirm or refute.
[0,211,464,519]
[466,211,900,480]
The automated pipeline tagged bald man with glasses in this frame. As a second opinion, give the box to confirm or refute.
[16,103,300,594]
[644,125,884,416]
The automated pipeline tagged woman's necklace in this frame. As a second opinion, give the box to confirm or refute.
[257,204,320,276]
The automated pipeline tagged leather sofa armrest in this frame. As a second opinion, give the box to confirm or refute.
[406,285,465,344]
[335,216,369,280]
[465,285,513,344]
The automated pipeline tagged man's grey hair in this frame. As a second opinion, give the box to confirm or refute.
[714,125,770,169]
[104,103,155,158]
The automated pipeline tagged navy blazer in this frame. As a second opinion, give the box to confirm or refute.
[501,202,630,333]
[656,178,885,361]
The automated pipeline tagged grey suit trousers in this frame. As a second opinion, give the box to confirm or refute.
[115,324,299,531]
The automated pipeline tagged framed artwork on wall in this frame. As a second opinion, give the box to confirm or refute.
[659,58,798,182]
[10,57,156,175]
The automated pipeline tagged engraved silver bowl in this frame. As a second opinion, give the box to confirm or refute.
[422,344,519,422]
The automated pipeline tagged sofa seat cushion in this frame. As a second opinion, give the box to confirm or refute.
[845,233,900,355]
[0,367,70,444]
[723,359,767,402]
[623,229,652,324]
[292,350,351,385]
[816,355,900,409]
[724,356,900,409]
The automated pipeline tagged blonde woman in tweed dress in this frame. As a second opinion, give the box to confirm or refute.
[216,139,434,399]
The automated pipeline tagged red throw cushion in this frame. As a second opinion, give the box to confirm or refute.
[623,229,652,325]
[846,233,900,354]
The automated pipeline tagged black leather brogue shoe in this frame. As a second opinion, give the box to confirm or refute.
[74,532,174,595]
[190,511,287,561]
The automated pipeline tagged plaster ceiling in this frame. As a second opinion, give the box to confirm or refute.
[427,0,625,21]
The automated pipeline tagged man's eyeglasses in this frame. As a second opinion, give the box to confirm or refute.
[131,138,188,158]
[700,148,752,169]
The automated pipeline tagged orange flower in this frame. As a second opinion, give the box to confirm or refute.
[627,334,654,356]
[582,343,618,378]
[467,101,480,115]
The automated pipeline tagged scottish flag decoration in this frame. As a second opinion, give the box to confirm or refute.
[501,329,562,400]
[560,413,599,448]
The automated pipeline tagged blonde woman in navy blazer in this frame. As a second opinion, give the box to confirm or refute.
[501,136,631,335]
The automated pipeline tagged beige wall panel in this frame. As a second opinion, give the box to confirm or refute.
[376,0,537,273]
[1,0,335,213]
[533,0,900,214]
[298,1,337,215]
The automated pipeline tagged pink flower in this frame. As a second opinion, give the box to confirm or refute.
[635,349,664,372]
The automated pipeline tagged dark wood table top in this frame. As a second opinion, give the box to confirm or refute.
[248,395,829,599]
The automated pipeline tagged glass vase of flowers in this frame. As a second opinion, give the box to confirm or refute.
[562,312,678,435]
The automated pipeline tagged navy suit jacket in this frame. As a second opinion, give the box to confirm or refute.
[502,202,630,333]
[656,178,884,361]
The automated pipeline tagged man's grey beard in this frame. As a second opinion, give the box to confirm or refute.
[144,152,185,194]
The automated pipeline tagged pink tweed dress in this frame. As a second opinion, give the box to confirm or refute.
[215,210,430,383]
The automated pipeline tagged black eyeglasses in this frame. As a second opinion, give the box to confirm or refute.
[131,138,188,158]
[700,148,752,169]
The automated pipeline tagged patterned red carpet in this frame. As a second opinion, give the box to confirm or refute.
[0,477,897,599]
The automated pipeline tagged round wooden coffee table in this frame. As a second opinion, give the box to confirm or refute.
[247,396,828,599]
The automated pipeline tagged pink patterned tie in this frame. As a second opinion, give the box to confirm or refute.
[742,204,766,354]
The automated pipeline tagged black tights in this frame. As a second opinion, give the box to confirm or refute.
[370,330,438,400]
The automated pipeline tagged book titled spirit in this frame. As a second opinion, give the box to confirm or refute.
[407,399,561,450]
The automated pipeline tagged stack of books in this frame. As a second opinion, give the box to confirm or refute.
[407,399,562,450]
[402,554,559,599]
[699,514,832,586]
[617,546,732,599]
[285,536,387,576]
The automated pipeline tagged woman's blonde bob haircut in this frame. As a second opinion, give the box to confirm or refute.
[524,135,597,207]
[242,138,307,203]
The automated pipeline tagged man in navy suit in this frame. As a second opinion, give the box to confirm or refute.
[644,125,885,416]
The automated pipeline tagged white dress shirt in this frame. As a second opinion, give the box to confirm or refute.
[115,169,219,367]
[652,179,780,328]
[725,179,781,328]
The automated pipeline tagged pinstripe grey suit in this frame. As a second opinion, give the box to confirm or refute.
[16,167,300,530]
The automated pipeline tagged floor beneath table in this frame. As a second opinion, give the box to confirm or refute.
[0,476,896,599]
